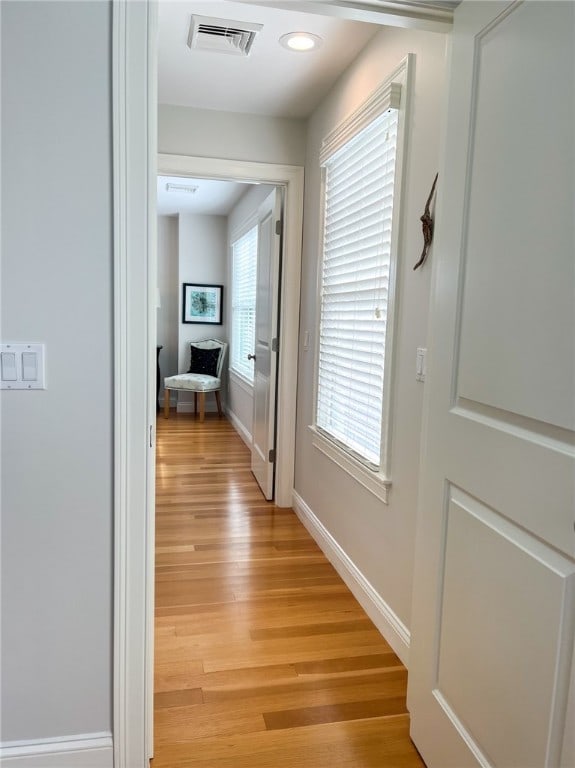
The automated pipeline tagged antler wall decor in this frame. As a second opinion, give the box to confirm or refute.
[413,172,438,271]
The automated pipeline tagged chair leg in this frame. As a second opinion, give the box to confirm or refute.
[215,391,223,417]
[198,392,205,422]
[163,388,170,419]
[194,392,197,416]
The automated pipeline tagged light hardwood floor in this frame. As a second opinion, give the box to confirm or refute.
[154,413,425,767]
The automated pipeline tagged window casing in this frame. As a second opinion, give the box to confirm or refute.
[311,65,407,502]
[231,225,258,383]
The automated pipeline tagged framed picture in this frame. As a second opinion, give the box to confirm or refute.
[182,283,223,325]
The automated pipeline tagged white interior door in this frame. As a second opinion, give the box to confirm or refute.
[408,2,575,767]
[251,189,282,499]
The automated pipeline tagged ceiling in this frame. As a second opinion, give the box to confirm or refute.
[157,175,249,215]
[158,0,379,118]
[156,1,456,214]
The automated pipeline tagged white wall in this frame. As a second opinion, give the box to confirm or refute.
[157,215,179,403]
[177,214,228,411]
[294,26,448,645]
[226,184,275,440]
[159,105,306,166]
[1,0,112,743]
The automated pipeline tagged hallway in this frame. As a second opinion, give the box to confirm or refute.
[154,414,424,767]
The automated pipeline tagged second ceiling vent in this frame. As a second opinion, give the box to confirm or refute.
[187,15,263,57]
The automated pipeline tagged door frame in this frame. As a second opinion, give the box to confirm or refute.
[113,2,453,765]
[158,153,304,508]
[113,1,157,766]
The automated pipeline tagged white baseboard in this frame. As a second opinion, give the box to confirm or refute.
[292,491,410,666]
[0,732,113,767]
[177,401,219,414]
[227,409,252,448]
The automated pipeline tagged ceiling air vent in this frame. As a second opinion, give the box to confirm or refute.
[187,15,263,57]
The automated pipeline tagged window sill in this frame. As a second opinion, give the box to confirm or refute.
[229,369,254,394]
[308,425,391,505]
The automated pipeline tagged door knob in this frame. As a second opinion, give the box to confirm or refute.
[247,354,256,361]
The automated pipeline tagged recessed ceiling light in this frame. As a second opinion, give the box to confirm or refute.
[279,32,322,52]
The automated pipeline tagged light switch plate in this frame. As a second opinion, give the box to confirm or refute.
[1,343,46,389]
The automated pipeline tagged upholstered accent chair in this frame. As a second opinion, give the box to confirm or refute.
[163,339,227,422]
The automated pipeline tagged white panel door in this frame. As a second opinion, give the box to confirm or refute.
[408,3,575,767]
[251,189,282,499]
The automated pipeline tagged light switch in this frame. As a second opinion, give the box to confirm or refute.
[303,330,310,351]
[1,343,45,389]
[1,352,17,381]
[416,347,427,382]
[22,351,38,381]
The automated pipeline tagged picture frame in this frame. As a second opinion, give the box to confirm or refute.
[182,283,223,325]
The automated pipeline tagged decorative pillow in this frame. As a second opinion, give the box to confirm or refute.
[188,345,220,377]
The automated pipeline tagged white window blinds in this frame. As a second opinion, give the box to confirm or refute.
[231,225,257,382]
[316,106,399,468]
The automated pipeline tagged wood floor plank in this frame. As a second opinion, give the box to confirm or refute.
[201,670,409,714]
[201,642,400,674]
[294,652,403,675]
[156,662,299,695]
[154,413,424,767]
[171,607,369,637]
[250,618,375,641]
[263,696,408,730]
[151,715,422,768]
[154,660,205,693]
[155,688,204,709]
[155,706,266,743]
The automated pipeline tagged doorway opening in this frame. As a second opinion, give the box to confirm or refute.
[156,173,283,501]
[156,154,304,507]
[113,1,456,762]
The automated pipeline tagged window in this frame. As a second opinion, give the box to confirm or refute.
[231,225,258,383]
[312,73,404,498]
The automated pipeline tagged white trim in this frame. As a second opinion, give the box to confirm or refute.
[227,408,253,448]
[158,153,304,508]
[113,1,156,766]
[230,0,454,32]
[229,210,259,246]
[229,368,254,395]
[309,425,391,504]
[177,400,220,414]
[0,733,113,767]
[378,55,412,482]
[292,491,410,665]
[311,56,412,488]
[320,78,401,163]
[145,2,158,757]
